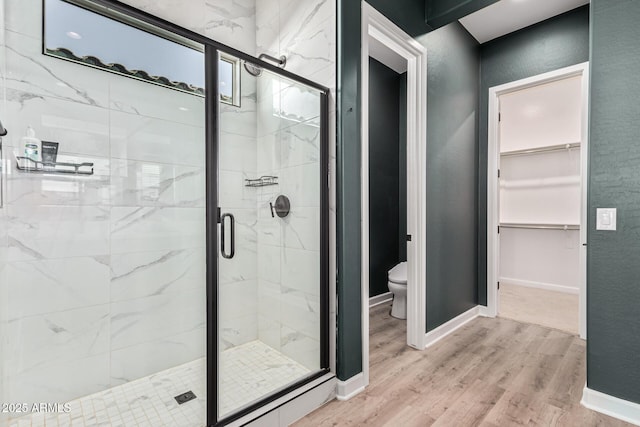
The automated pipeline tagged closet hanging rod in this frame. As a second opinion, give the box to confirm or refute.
[500,223,580,230]
[500,142,580,158]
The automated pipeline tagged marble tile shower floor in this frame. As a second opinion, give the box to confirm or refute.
[219,341,311,417]
[5,340,310,427]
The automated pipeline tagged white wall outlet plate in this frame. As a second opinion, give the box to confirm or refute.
[596,208,617,231]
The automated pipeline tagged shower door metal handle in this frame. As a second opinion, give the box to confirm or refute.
[0,122,6,209]
[220,213,235,259]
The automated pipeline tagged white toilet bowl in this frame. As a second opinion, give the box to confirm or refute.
[388,262,407,319]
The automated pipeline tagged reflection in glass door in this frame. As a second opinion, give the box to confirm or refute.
[215,54,328,421]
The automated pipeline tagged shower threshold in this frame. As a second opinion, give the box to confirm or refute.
[4,341,310,427]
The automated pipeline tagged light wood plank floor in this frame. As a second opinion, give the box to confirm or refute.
[499,283,579,335]
[294,302,630,427]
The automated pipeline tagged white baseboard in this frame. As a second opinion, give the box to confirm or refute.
[369,292,393,307]
[336,372,366,401]
[499,277,579,295]
[424,306,480,349]
[582,386,640,426]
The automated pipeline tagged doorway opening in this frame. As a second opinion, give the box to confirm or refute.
[487,63,589,339]
[367,56,407,315]
[355,2,427,395]
[366,55,408,376]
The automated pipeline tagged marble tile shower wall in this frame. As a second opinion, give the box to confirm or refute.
[119,0,257,56]
[255,0,337,372]
[117,0,336,368]
[0,0,206,406]
[218,68,259,351]
[253,0,334,371]
[0,2,8,418]
[256,0,335,89]
[118,0,335,87]
[114,0,263,353]
[256,75,322,370]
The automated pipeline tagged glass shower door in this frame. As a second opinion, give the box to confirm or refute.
[216,54,327,420]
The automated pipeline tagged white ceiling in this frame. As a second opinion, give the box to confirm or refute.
[459,0,589,44]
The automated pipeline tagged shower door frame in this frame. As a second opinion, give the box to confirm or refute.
[58,1,332,426]
[205,46,331,426]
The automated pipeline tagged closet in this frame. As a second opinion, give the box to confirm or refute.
[498,75,583,333]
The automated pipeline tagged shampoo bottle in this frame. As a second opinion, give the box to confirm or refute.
[22,126,42,162]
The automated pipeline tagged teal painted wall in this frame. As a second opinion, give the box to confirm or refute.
[368,58,402,298]
[399,74,408,261]
[337,0,479,378]
[416,23,479,331]
[587,0,640,404]
[336,0,363,380]
[477,6,590,305]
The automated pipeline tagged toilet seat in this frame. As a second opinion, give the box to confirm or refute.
[388,261,407,284]
[387,262,408,319]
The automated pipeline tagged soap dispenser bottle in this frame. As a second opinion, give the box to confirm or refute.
[22,126,42,162]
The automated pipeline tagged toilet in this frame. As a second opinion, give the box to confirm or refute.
[388,262,408,319]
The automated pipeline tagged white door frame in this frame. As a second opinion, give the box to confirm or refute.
[486,62,589,339]
[361,1,428,388]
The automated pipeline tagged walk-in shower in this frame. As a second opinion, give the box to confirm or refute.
[0,0,329,426]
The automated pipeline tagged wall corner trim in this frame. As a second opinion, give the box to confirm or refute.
[424,306,481,349]
[336,373,366,401]
[581,386,640,426]
[478,305,493,318]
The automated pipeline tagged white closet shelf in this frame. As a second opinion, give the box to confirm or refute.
[500,142,580,158]
[500,222,580,230]
[500,176,581,189]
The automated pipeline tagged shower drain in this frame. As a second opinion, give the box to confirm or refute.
[174,390,197,405]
